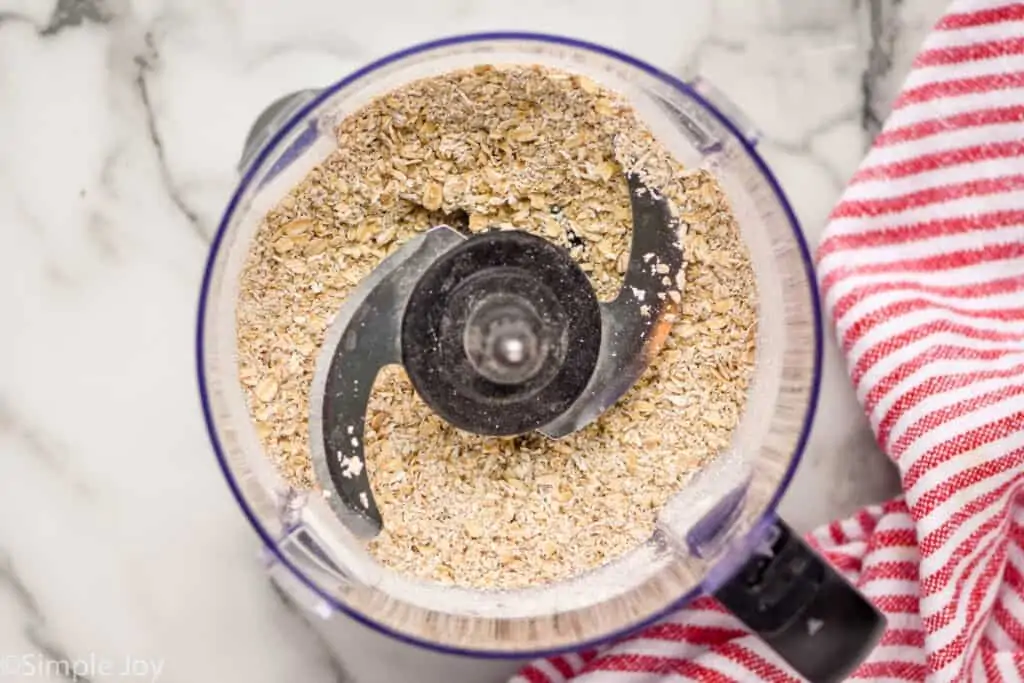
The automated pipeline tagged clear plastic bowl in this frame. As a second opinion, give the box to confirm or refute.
[197,33,821,657]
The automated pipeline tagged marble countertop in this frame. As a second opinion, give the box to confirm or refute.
[0,0,949,681]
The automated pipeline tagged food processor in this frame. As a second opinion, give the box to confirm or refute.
[198,34,885,683]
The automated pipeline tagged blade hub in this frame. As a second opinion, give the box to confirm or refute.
[402,230,602,436]
[464,294,547,386]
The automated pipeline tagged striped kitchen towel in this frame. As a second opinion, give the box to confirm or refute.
[512,0,1024,680]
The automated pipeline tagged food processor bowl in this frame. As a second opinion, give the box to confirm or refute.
[198,33,883,682]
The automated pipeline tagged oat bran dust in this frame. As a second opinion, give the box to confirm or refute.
[235,64,758,590]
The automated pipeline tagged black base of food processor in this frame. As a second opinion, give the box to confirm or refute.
[713,520,885,683]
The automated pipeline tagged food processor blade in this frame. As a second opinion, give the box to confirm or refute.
[309,172,685,531]
[309,226,467,534]
[539,172,684,438]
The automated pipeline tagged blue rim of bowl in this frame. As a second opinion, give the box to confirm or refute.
[196,31,824,658]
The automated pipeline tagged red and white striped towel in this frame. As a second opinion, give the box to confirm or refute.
[513,1,1024,680]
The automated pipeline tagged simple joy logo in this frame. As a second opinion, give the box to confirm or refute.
[0,653,164,681]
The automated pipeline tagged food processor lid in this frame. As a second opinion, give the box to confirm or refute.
[309,171,684,534]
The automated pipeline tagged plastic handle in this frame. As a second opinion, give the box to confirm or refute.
[713,519,885,683]
[239,88,322,173]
